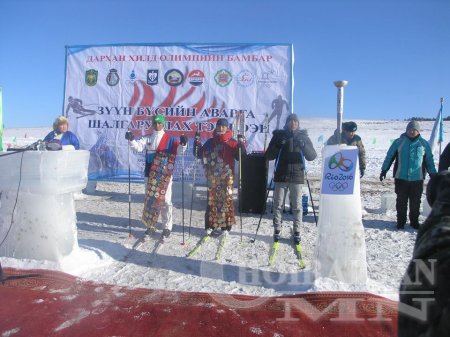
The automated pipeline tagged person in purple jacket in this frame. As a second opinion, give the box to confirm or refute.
[43,116,80,150]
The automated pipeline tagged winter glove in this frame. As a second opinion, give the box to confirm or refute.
[379,170,387,182]
[237,135,246,144]
[276,135,287,148]
[298,139,305,148]
[360,168,365,178]
[180,134,188,146]
[125,131,134,141]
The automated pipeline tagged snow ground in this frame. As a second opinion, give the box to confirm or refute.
[1,118,446,302]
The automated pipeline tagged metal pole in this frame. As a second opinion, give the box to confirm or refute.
[127,138,133,238]
[181,148,185,244]
[440,97,444,156]
[334,80,349,144]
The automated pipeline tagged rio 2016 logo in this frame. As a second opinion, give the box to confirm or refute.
[328,152,353,172]
[325,151,355,192]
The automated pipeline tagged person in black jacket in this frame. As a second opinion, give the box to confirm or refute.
[265,114,317,243]
[438,142,450,172]
[398,171,450,336]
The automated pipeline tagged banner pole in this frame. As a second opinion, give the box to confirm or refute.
[440,97,444,156]
[0,86,3,152]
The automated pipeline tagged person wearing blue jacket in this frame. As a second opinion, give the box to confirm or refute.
[43,116,80,150]
[380,120,437,229]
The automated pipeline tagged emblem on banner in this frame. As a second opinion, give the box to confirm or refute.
[236,69,254,87]
[147,69,159,85]
[257,70,278,88]
[129,70,137,82]
[85,69,98,86]
[106,69,120,86]
[164,69,184,86]
[214,69,232,87]
[187,69,205,86]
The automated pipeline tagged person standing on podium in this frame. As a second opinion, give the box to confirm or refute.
[43,116,80,150]
[125,114,187,238]
[265,113,317,244]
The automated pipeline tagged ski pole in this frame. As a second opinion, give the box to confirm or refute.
[181,137,186,245]
[188,132,201,239]
[305,170,318,226]
[238,111,246,243]
[251,147,282,243]
[263,112,269,151]
[238,140,244,243]
[127,136,133,238]
[250,175,272,243]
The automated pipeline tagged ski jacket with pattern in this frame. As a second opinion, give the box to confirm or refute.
[193,129,246,174]
[265,128,317,184]
[381,133,436,181]
[130,129,185,177]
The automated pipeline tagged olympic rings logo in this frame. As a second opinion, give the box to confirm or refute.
[329,182,348,191]
[328,152,354,172]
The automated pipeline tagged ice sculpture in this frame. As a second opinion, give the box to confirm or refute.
[314,145,368,284]
[0,150,89,262]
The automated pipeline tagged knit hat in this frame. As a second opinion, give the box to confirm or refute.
[152,114,165,124]
[285,114,299,125]
[342,121,357,132]
[216,118,229,128]
[406,120,421,132]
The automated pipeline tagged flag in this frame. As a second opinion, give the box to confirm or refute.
[428,98,444,154]
[0,86,3,152]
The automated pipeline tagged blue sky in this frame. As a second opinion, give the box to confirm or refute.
[1,0,449,128]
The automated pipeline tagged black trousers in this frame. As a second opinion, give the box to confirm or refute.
[394,179,423,227]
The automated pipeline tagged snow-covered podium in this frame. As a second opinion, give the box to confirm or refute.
[0,150,89,262]
[314,145,368,284]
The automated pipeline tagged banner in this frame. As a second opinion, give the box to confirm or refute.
[428,99,444,155]
[0,86,3,152]
[64,44,293,183]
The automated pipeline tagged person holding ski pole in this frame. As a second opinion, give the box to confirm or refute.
[125,114,187,238]
[265,114,317,244]
[192,118,246,233]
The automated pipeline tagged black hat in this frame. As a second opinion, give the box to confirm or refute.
[342,121,357,132]
[216,118,229,128]
[285,114,299,124]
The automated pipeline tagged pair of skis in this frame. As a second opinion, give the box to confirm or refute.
[122,230,166,262]
[268,234,306,269]
[186,230,228,260]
